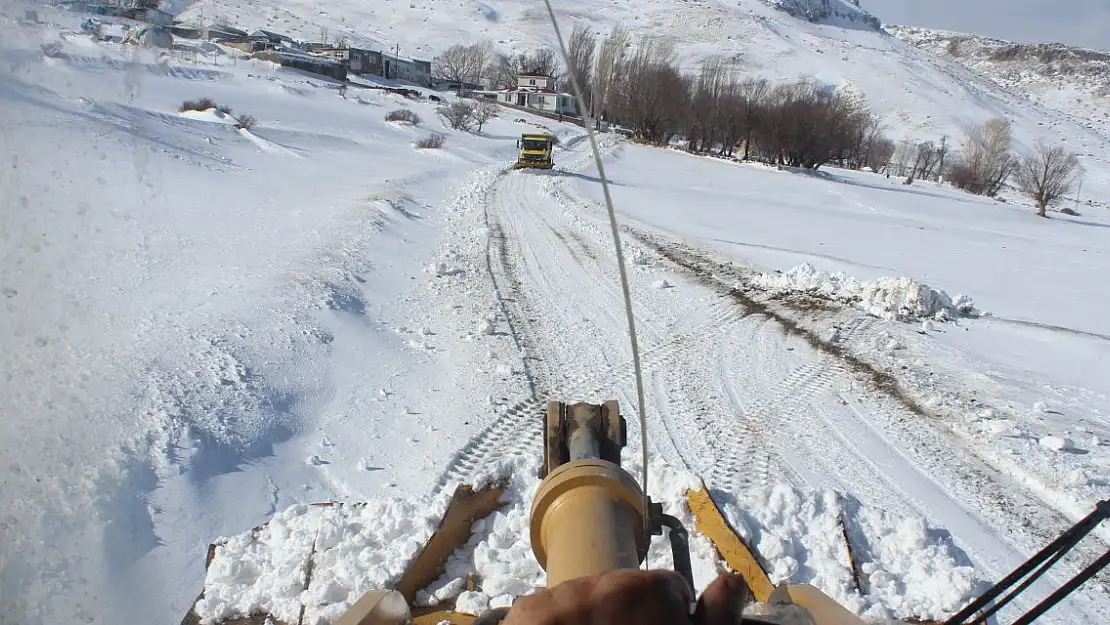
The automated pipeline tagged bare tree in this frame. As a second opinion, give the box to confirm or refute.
[610,38,689,145]
[1015,143,1081,216]
[432,43,490,86]
[915,141,941,181]
[685,56,729,153]
[738,77,769,160]
[485,52,514,89]
[566,24,597,113]
[472,100,500,133]
[590,24,629,124]
[951,117,1016,196]
[507,48,562,85]
[437,101,476,131]
[867,137,896,173]
[891,139,914,177]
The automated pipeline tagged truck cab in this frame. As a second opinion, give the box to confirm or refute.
[514,133,555,169]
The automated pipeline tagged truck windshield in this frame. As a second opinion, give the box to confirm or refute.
[521,139,550,151]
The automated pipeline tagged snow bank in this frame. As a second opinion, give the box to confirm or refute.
[714,485,978,622]
[178,108,239,125]
[752,262,978,322]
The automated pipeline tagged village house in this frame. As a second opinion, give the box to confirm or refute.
[279,51,348,81]
[249,29,293,52]
[306,45,383,76]
[382,54,432,86]
[497,72,577,116]
[203,23,250,43]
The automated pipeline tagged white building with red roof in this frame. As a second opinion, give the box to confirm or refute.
[496,72,578,116]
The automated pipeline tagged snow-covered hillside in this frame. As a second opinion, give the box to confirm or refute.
[172,0,1110,202]
[4,1,1110,625]
[764,0,881,30]
[888,25,1110,139]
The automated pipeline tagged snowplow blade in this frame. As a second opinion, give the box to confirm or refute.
[684,486,776,601]
[684,485,873,625]
[512,161,553,169]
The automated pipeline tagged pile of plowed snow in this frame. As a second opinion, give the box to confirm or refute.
[751,262,978,322]
[192,458,981,624]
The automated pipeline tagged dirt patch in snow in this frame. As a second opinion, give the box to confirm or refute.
[631,231,931,418]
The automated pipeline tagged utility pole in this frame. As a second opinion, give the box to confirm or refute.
[1074,177,1083,213]
[935,134,948,183]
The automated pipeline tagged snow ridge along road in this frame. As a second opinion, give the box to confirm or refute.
[432,135,1110,623]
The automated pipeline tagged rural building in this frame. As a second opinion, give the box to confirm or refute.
[204,24,250,42]
[307,46,383,76]
[516,72,555,90]
[249,29,293,51]
[434,80,482,92]
[279,51,348,81]
[496,73,577,116]
[382,55,431,86]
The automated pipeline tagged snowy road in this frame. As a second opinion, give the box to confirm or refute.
[435,138,1110,623]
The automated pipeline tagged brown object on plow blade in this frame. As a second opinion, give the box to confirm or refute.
[684,486,776,602]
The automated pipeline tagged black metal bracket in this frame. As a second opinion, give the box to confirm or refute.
[648,499,696,594]
[944,498,1110,625]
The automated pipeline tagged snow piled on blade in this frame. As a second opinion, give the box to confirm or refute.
[189,457,982,623]
[194,494,452,624]
[195,455,983,623]
[715,485,980,622]
[752,262,979,322]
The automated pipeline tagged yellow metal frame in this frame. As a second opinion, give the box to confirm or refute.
[684,487,775,601]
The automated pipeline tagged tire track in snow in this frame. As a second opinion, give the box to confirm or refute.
[628,232,1110,620]
[435,165,740,489]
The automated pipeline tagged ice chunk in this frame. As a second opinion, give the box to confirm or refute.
[455,591,490,615]
[1038,435,1071,451]
[479,317,496,336]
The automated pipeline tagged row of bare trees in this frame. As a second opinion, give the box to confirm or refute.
[432,30,884,172]
[886,118,1081,215]
[941,117,1082,216]
[580,35,888,170]
[432,34,1082,214]
[890,137,949,183]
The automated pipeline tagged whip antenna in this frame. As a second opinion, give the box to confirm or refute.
[540,0,652,536]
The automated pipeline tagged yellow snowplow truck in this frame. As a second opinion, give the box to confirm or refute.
[514,133,554,169]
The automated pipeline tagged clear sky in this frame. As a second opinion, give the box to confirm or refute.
[867,0,1110,51]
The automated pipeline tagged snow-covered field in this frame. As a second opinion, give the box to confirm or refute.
[3,1,1110,625]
